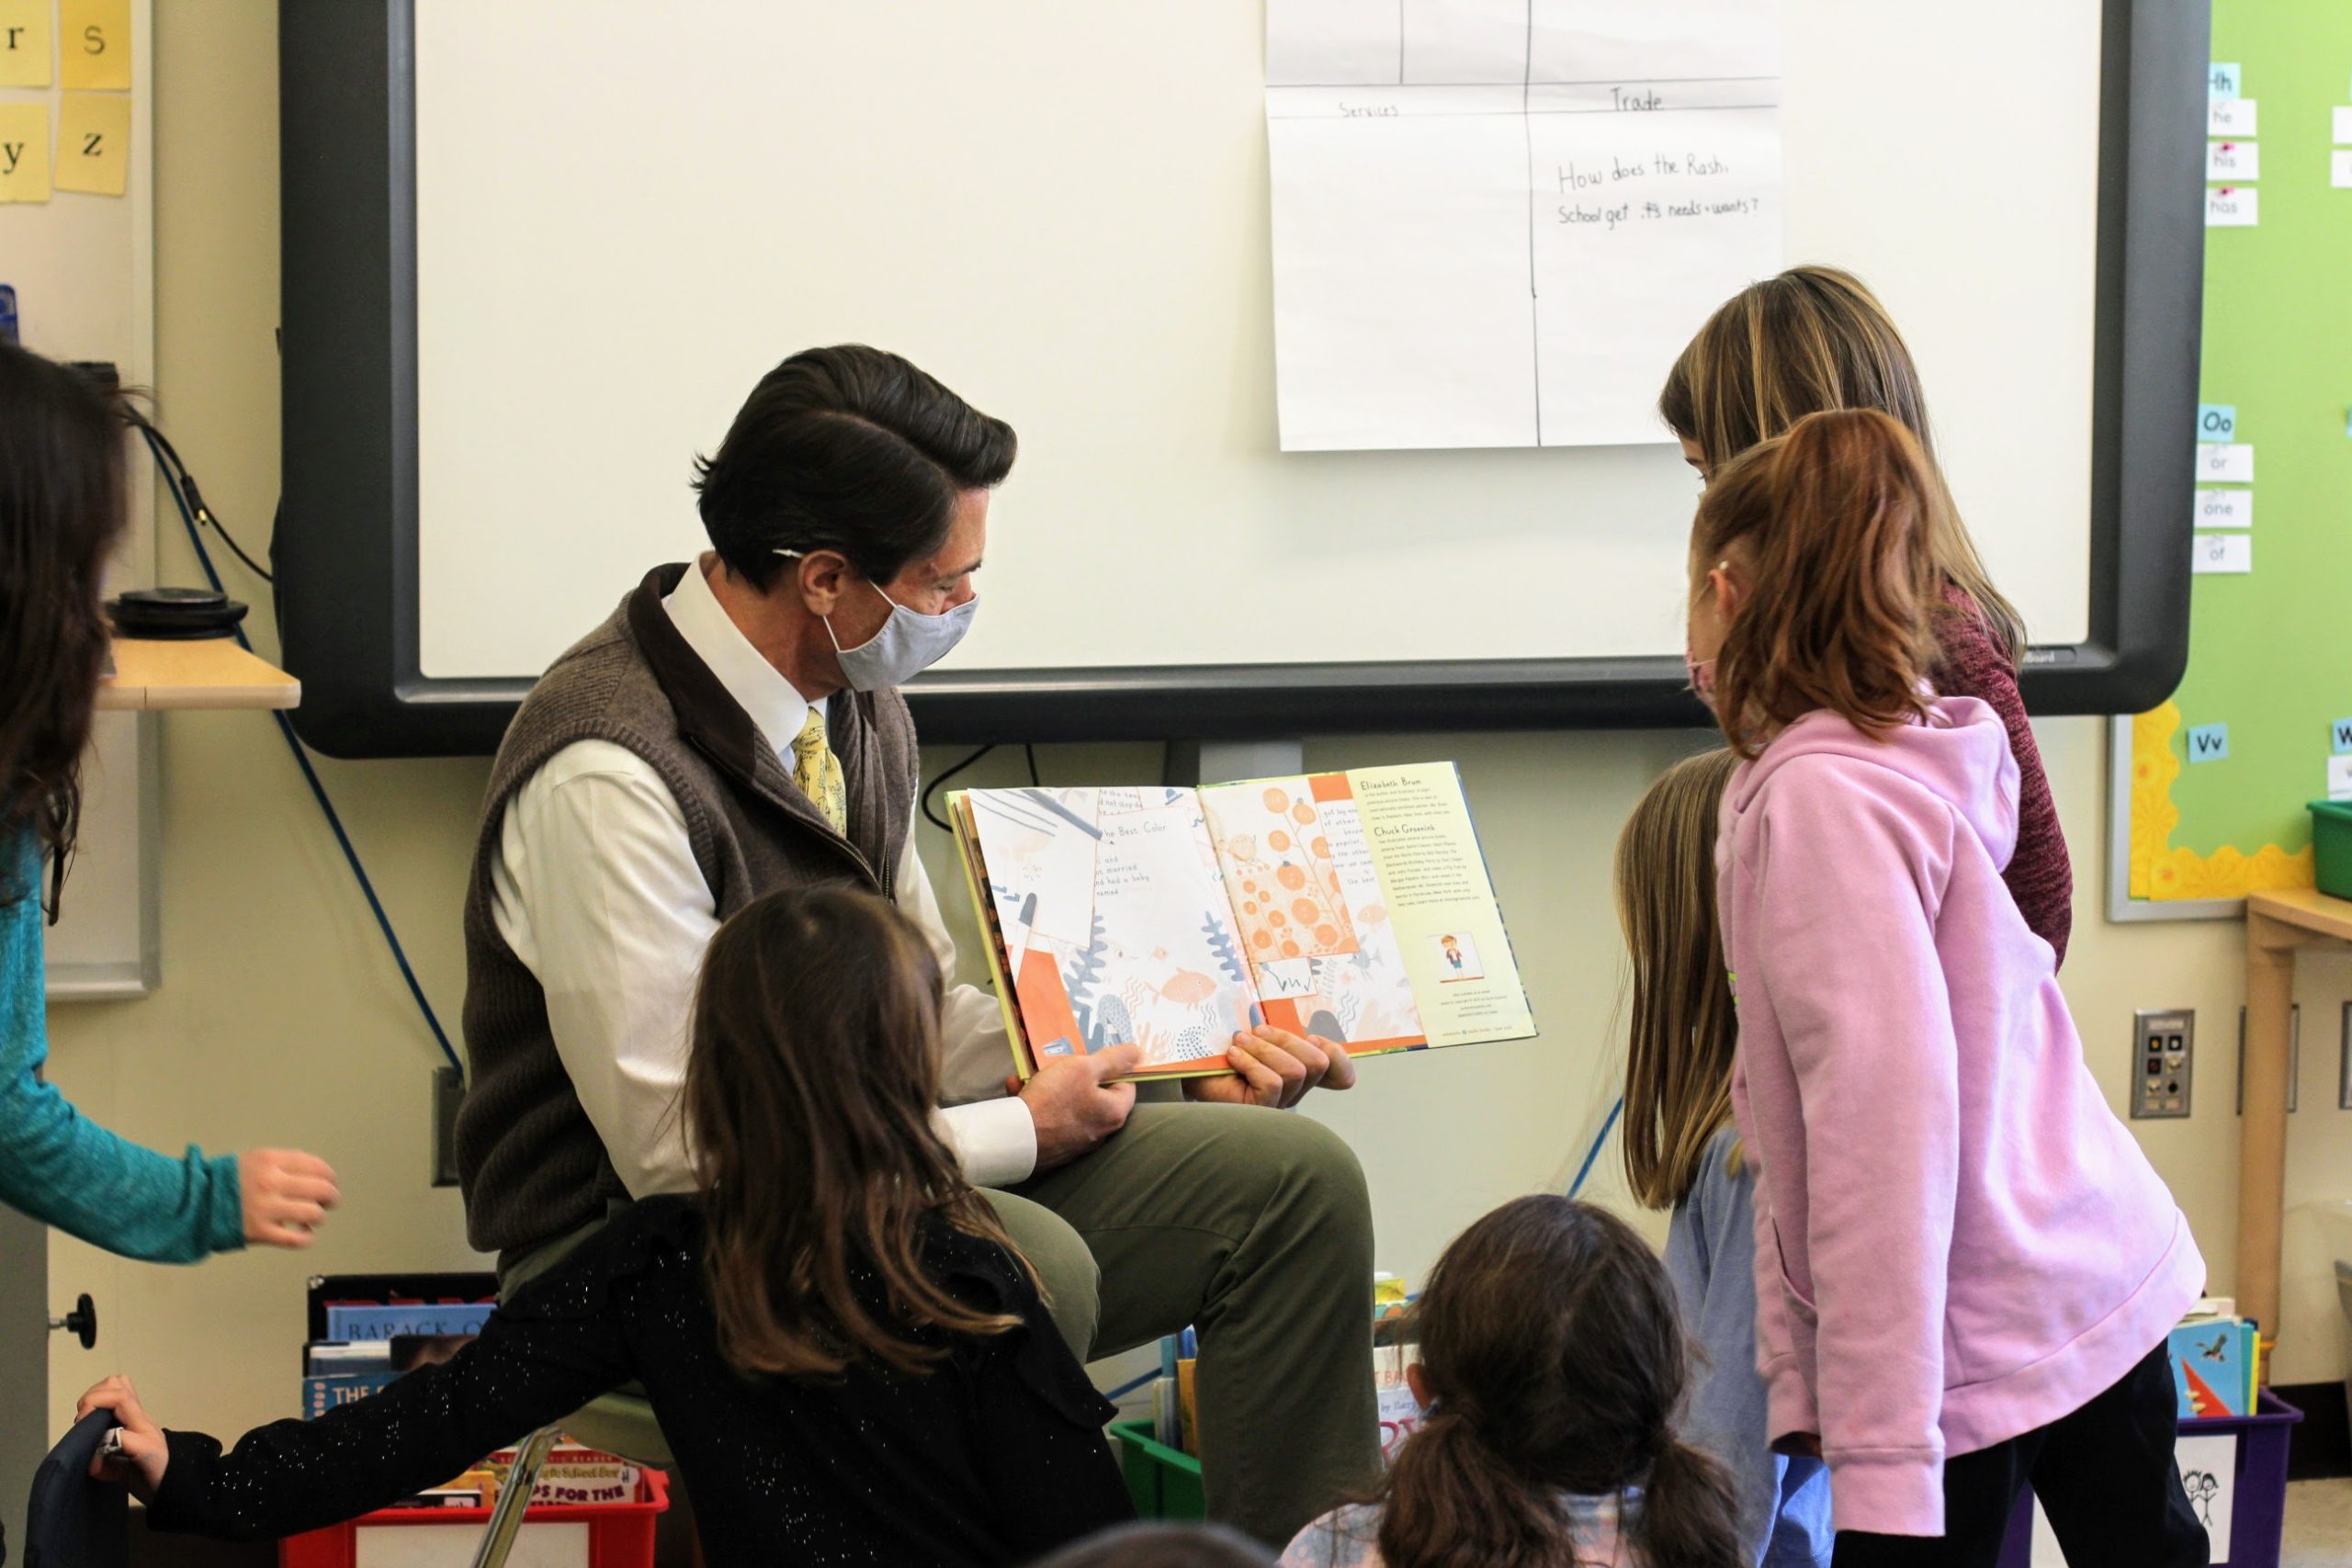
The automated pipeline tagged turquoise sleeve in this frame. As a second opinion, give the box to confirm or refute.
[0,833,244,1261]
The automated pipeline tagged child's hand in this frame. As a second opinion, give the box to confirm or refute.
[76,1376,169,1499]
[239,1148,341,1248]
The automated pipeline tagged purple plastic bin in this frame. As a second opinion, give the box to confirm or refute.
[1996,1392,2301,1568]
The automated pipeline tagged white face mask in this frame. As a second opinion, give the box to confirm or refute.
[775,551,977,691]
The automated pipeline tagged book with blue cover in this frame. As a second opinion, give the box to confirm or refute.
[2168,1316,2256,1418]
[304,1372,399,1419]
[324,1302,496,1341]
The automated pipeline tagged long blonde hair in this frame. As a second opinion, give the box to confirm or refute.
[1658,264,2025,663]
[1618,750,1741,1211]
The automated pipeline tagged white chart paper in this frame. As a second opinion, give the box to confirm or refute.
[2209,98,2256,136]
[2333,150,2352,189]
[1267,1,1783,450]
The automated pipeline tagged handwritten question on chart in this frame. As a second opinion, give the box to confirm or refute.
[1265,1,1781,450]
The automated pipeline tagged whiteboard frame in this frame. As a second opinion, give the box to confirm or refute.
[275,0,2210,759]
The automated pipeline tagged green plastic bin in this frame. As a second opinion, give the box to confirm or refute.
[1112,1419,1205,1521]
[2314,800,2352,900]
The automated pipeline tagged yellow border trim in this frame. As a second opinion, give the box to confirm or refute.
[2129,701,2312,901]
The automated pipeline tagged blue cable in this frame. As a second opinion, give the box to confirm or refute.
[1103,1368,1159,1403]
[1566,1095,1623,1200]
[136,423,464,1078]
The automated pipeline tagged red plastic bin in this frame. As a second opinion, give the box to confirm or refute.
[278,1470,668,1568]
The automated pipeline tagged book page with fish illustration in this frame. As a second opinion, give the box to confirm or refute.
[1196,775,1428,1056]
[959,786,1261,1078]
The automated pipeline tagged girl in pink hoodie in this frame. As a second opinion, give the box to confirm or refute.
[1684,410,2208,1568]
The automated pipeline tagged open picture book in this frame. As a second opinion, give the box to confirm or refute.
[949,762,1535,1081]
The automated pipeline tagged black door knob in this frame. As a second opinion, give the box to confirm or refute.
[47,1292,96,1350]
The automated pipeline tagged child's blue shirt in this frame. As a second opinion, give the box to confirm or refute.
[1664,1124,1835,1568]
[0,830,242,1260]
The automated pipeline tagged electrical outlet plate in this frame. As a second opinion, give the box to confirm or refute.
[2237,1005,2301,1114]
[2132,1009,2192,1120]
[432,1066,463,1188]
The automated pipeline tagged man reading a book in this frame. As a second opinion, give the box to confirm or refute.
[451,344,1379,1548]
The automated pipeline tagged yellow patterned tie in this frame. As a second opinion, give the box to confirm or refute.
[790,706,848,834]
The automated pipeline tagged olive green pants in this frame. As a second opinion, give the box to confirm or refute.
[982,1101,1381,1549]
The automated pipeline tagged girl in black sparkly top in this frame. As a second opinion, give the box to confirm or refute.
[79,888,1137,1566]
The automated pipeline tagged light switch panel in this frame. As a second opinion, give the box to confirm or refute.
[2133,1010,2192,1120]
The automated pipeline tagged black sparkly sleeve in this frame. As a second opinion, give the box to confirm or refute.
[145,1297,635,1540]
[956,1268,1136,1556]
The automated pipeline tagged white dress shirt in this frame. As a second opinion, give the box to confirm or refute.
[488,556,1036,1198]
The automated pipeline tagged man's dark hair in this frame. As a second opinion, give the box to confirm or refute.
[691,345,1015,592]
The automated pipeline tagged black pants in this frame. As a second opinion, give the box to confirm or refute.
[1834,1343,2210,1568]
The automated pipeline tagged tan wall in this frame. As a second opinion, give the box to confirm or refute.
[47,0,2352,1440]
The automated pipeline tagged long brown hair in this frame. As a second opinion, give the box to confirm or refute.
[681,887,1031,1378]
[0,342,131,910]
[1659,264,2024,661]
[1693,410,1940,758]
[1618,750,1740,1212]
[1373,1197,1743,1568]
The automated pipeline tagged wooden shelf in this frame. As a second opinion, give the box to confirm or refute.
[2246,886,2352,945]
[95,637,300,712]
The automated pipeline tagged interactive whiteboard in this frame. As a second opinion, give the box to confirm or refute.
[277,1,2206,756]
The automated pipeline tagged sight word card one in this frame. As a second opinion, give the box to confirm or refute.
[1265,0,1783,451]
[2195,490,2252,529]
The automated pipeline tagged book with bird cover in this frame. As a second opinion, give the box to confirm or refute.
[2167,1314,2256,1418]
[950,762,1533,1082]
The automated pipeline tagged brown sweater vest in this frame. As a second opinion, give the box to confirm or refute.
[454,564,920,1263]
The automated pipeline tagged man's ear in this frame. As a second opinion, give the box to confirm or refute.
[787,548,854,618]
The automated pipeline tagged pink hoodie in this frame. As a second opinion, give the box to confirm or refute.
[1719,697,2203,1539]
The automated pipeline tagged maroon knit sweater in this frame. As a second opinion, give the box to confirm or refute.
[1930,587,2072,965]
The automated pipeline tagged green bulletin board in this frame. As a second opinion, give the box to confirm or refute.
[2120,0,2352,912]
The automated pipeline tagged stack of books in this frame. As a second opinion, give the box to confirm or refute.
[296,1269,638,1513]
[303,1272,498,1420]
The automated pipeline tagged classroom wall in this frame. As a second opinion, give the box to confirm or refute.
[46,2,2352,1439]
